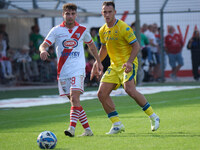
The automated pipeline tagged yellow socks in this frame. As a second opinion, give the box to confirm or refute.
[108,111,121,125]
[142,102,154,116]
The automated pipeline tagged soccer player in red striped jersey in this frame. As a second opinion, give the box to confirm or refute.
[39,3,103,137]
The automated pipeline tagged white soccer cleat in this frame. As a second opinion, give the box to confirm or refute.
[150,115,160,131]
[64,126,75,137]
[78,129,93,137]
[106,124,125,135]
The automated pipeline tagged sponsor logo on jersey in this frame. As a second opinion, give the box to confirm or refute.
[61,51,80,58]
[105,37,118,41]
[62,39,78,49]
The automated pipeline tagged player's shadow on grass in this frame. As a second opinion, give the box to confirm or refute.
[123,132,200,138]
[96,132,200,138]
[55,148,70,150]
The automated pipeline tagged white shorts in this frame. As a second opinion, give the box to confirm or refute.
[58,75,85,96]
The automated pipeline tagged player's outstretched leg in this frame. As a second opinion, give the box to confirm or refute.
[78,106,93,137]
[64,106,81,137]
[142,102,160,131]
[106,123,125,135]
[106,111,125,134]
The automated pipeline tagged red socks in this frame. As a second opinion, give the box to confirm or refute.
[69,106,90,129]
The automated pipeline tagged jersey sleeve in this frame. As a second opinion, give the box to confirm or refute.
[123,25,137,44]
[83,31,93,44]
[44,27,56,46]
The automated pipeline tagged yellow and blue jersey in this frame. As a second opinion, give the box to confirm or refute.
[99,19,138,69]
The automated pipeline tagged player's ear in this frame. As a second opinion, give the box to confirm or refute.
[101,10,103,15]
[62,11,65,17]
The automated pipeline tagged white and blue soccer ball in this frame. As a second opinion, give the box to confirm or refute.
[37,131,57,149]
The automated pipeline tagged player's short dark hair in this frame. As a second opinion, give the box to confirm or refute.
[102,1,115,9]
[130,22,135,28]
[63,3,77,11]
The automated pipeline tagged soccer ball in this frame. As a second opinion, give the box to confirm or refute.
[37,131,57,149]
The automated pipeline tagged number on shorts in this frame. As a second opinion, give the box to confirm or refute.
[107,68,111,74]
[71,77,76,85]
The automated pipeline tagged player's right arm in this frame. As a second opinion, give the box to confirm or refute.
[39,42,50,61]
[39,27,56,61]
[98,44,108,62]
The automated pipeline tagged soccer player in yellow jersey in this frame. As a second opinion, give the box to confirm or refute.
[91,1,160,134]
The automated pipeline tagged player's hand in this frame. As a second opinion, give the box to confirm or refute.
[90,61,98,80]
[40,51,50,61]
[122,62,133,73]
[96,61,104,79]
[90,61,103,80]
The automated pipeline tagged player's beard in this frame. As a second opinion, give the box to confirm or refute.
[65,19,75,27]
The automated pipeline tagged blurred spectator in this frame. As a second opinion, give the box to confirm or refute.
[0,32,14,79]
[29,24,44,52]
[85,27,110,73]
[143,24,159,81]
[131,22,148,83]
[131,22,150,65]
[152,23,161,81]
[155,27,167,82]
[85,56,98,87]
[156,27,167,70]
[142,24,155,66]
[90,27,101,49]
[187,30,200,81]
[29,24,43,81]
[0,24,9,50]
[84,27,101,59]
[165,25,184,81]
[14,45,32,81]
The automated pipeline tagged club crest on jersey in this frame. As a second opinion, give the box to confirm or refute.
[62,39,78,49]
[126,27,130,31]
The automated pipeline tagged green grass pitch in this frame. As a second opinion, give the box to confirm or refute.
[0,88,200,150]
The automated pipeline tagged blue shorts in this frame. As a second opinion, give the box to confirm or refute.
[167,52,184,68]
[152,52,160,64]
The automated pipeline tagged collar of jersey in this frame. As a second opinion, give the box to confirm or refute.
[107,19,118,28]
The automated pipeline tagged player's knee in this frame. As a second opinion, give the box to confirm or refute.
[97,89,106,102]
[70,95,79,105]
[124,87,136,98]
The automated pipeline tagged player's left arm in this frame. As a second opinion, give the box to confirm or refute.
[123,41,140,73]
[87,42,104,78]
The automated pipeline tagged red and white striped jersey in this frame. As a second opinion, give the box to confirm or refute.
[44,21,93,79]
